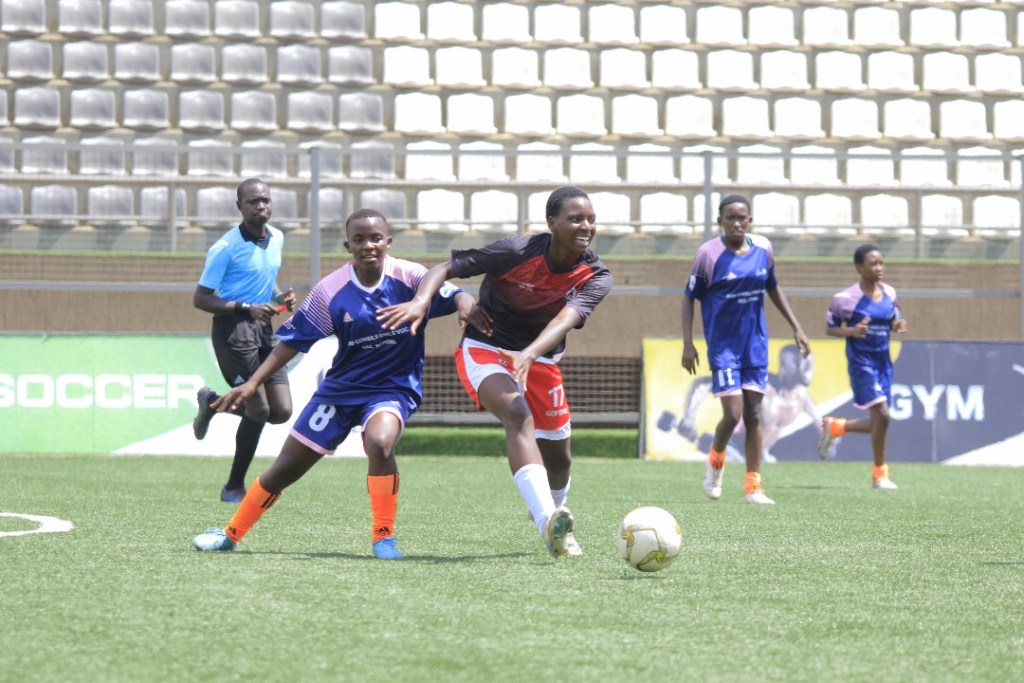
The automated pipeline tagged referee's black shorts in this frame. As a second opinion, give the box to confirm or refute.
[211,313,290,387]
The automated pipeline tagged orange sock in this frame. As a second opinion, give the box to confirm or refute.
[224,476,280,543]
[368,473,400,542]
[708,448,726,470]
[828,417,848,438]
[744,471,762,494]
[873,464,889,482]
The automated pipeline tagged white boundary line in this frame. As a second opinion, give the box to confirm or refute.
[0,512,74,538]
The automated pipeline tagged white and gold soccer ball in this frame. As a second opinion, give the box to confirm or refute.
[616,506,682,573]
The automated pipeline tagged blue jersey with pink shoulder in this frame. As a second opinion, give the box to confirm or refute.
[276,255,463,410]
[826,282,901,366]
[685,234,778,370]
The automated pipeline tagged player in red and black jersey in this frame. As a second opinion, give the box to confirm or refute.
[378,186,613,558]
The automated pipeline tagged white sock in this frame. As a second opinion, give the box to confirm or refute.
[513,463,556,534]
[551,476,571,509]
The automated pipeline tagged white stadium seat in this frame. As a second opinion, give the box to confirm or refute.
[748,6,797,47]
[589,5,637,45]
[458,142,507,182]
[62,42,108,82]
[899,147,950,187]
[789,145,839,186]
[639,6,688,46]
[706,50,757,91]
[695,6,745,46]
[350,141,396,179]
[405,141,454,181]
[515,142,565,183]
[773,98,824,139]
[846,145,896,186]
[853,7,903,48]
[569,143,618,184]
[735,144,785,185]
[222,44,268,84]
[394,93,443,135]
[803,6,851,47]
[534,5,582,44]
[322,2,365,40]
[759,50,809,91]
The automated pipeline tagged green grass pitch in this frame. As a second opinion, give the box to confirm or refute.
[2,443,1023,683]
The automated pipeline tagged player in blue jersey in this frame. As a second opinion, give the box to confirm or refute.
[191,178,298,503]
[818,244,907,490]
[682,194,810,505]
[191,209,475,559]
[377,186,613,558]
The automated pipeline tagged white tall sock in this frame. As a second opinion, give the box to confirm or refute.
[551,476,571,509]
[513,463,556,534]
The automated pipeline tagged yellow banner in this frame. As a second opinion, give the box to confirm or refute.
[640,337,901,461]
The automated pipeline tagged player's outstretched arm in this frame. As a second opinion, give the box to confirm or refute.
[212,343,300,413]
[376,261,454,335]
[680,296,699,375]
[502,307,583,385]
[767,286,810,356]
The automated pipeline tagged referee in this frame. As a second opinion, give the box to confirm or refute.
[192,178,297,503]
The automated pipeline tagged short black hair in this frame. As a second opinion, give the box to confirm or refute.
[546,185,589,219]
[345,208,388,233]
[853,243,880,265]
[237,177,268,200]
[718,194,751,214]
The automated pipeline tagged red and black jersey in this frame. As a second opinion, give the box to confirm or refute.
[450,233,613,358]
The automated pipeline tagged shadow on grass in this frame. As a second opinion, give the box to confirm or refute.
[240,550,533,563]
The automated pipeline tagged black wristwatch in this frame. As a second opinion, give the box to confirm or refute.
[235,302,252,315]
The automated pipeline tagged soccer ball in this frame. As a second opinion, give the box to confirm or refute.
[616,506,682,573]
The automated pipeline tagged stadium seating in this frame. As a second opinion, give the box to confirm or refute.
[122,89,170,130]
[405,141,454,181]
[639,5,687,45]
[2,0,47,35]
[63,42,109,82]
[7,40,54,80]
[80,137,126,176]
[0,0,1019,255]
[164,0,209,38]
[221,44,268,84]
[69,89,116,130]
[108,0,154,37]
[214,0,260,38]
[41,1,77,36]
[14,89,60,129]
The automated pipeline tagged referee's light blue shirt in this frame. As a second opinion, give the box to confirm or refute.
[198,224,284,304]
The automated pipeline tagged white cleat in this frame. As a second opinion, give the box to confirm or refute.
[542,507,574,558]
[745,490,775,505]
[818,418,838,459]
[873,478,899,490]
[563,532,583,557]
[703,462,724,500]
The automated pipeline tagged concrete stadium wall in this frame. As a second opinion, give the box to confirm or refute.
[3,255,1020,356]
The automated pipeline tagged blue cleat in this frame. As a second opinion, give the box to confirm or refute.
[220,484,246,503]
[372,536,404,560]
[192,527,236,552]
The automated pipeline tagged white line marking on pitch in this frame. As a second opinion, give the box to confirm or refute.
[1013,364,1024,377]
[0,513,74,537]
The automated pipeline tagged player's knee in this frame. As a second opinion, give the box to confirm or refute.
[244,403,271,424]
[267,406,293,424]
[719,410,741,430]
[499,397,533,429]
